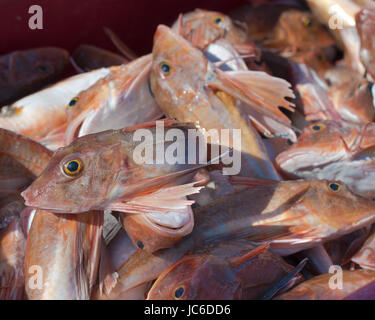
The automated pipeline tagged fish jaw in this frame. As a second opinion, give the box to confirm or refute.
[276,147,347,178]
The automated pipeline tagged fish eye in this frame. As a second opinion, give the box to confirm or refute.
[38,65,48,72]
[62,159,83,177]
[136,240,144,249]
[303,19,313,27]
[68,97,79,108]
[159,62,171,76]
[367,82,373,94]
[174,286,185,300]
[317,53,324,61]
[214,17,223,24]
[309,123,325,132]
[329,182,341,192]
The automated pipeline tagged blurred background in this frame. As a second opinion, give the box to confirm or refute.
[0,0,246,55]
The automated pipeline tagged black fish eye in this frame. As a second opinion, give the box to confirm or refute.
[159,62,171,75]
[38,65,47,72]
[137,240,144,249]
[329,183,341,192]
[317,54,323,61]
[68,97,78,107]
[214,17,222,24]
[174,286,185,299]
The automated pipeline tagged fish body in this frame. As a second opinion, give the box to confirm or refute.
[276,269,375,300]
[0,47,68,105]
[276,121,375,198]
[0,68,110,148]
[24,210,103,300]
[108,178,375,293]
[150,25,296,179]
[147,241,295,300]
[22,121,210,214]
[64,54,162,145]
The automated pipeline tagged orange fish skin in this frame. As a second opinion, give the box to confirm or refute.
[276,121,375,198]
[22,122,208,214]
[172,9,249,52]
[150,25,288,179]
[263,10,335,53]
[0,47,68,106]
[147,241,295,300]
[107,178,375,294]
[276,269,375,300]
[329,78,375,124]
[24,210,103,300]
[65,54,163,145]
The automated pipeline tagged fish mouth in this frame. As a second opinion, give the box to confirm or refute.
[276,147,346,174]
[21,187,81,214]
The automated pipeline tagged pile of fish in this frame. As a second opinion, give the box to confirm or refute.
[2,0,375,300]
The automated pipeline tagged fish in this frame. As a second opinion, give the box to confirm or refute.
[356,8,375,80]
[92,229,151,300]
[329,77,375,123]
[147,241,297,300]
[0,68,110,149]
[0,216,26,300]
[324,228,370,266]
[290,62,342,122]
[275,120,375,198]
[105,177,375,293]
[24,209,103,300]
[0,128,53,195]
[276,269,375,300]
[71,44,128,73]
[351,226,375,270]
[64,54,163,145]
[306,0,365,74]
[22,121,211,214]
[229,3,304,43]
[291,62,374,124]
[262,9,335,54]
[171,9,256,56]
[0,47,68,105]
[150,25,296,178]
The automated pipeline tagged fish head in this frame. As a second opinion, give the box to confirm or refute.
[175,9,247,50]
[299,180,375,232]
[151,25,207,111]
[277,10,334,48]
[147,254,235,300]
[10,47,68,85]
[21,131,124,213]
[276,121,354,177]
[64,78,108,143]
